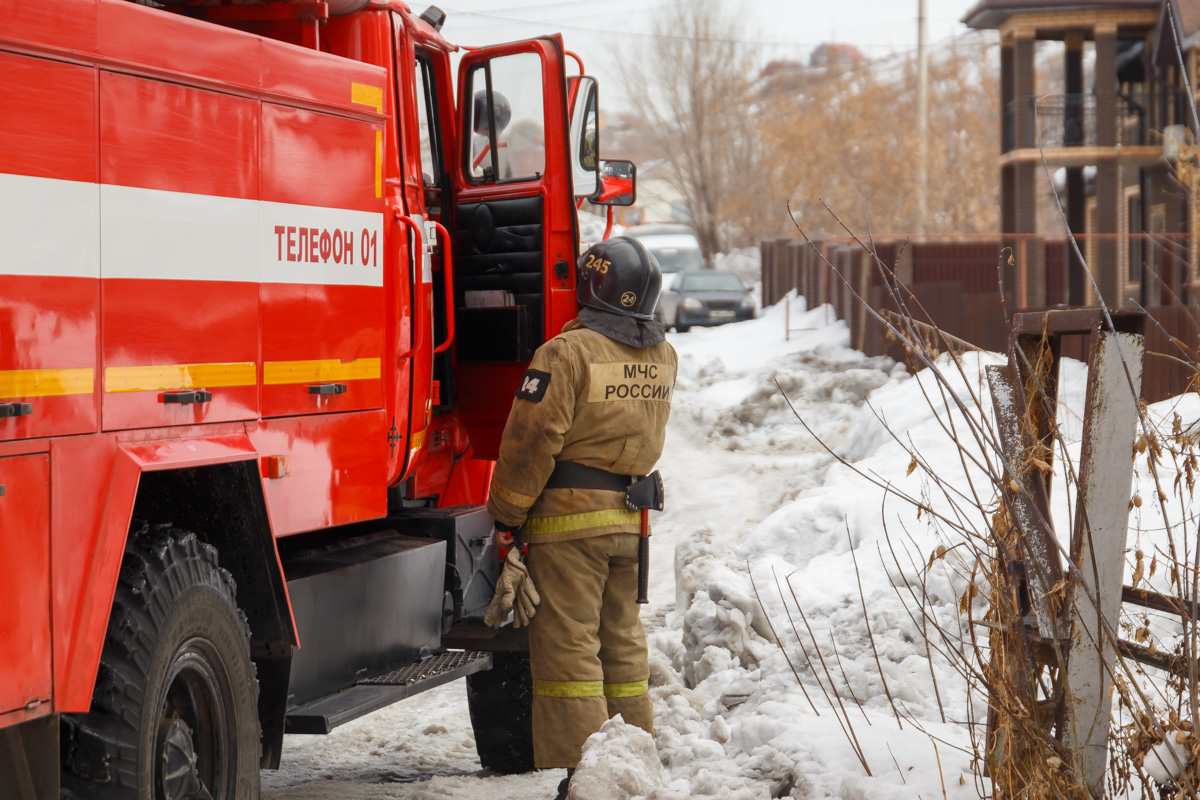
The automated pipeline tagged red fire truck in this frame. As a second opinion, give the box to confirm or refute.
[0,1,632,795]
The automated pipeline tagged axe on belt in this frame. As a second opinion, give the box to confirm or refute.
[624,471,664,604]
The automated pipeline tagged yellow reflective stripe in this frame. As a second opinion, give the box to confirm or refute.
[105,363,255,393]
[349,81,384,198]
[533,679,604,698]
[0,368,93,398]
[262,358,380,386]
[521,508,640,536]
[351,82,383,112]
[604,680,649,698]
[374,130,383,199]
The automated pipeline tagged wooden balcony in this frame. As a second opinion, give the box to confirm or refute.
[1001,92,1163,165]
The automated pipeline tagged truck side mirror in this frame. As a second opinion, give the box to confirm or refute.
[592,159,636,206]
[567,76,599,198]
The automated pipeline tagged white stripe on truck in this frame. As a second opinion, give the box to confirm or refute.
[0,174,383,287]
[0,173,100,279]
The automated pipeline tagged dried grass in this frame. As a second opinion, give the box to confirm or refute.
[755,196,1200,798]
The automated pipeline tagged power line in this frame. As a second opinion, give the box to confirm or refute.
[444,8,979,54]
[441,6,839,49]
[439,0,650,27]
[452,0,609,13]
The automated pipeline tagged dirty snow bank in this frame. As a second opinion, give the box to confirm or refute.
[647,297,1200,799]
[646,297,994,799]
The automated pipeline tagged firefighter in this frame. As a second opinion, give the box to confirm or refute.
[486,236,676,796]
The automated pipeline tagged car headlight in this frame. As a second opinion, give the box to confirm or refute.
[681,297,703,311]
[738,296,754,309]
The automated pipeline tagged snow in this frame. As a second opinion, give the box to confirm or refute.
[265,285,1195,798]
[578,209,623,248]
[642,298,984,799]
[1144,737,1188,786]
[570,717,669,799]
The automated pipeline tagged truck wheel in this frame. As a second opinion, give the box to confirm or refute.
[61,524,260,799]
[466,651,533,773]
[675,323,690,333]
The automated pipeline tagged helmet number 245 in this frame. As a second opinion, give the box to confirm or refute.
[583,254,611,274]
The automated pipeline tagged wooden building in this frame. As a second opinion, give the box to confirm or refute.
[965,0,1200,307]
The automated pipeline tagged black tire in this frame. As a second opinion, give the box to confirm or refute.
[465,651,533,774]
[675,323,689,333]
[61,524,261,799]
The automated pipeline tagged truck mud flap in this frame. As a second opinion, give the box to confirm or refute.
[284,650,492,734]
[0,713,58,799]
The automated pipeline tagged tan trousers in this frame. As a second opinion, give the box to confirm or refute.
[525,532,654,768]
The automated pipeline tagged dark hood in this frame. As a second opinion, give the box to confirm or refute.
[578,307,667,348]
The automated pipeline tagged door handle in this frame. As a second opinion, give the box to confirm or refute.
[430,220,456,355]
[0,402,32,418]
[395,213,428,360]
[161,390,212,405]
[308,383,348,396]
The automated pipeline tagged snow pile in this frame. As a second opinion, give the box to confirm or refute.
[647,299,997,798]
[569,716,667,800]
[647,296,1200,798]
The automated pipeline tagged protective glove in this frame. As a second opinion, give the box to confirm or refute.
[484,547,541,628]
[512,557,541,628]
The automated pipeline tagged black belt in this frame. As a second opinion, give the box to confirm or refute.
[545,461,637,492]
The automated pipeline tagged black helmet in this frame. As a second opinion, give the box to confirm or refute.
[577,237,662,321]
[472,89,511,135]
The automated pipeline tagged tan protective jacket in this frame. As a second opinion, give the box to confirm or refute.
[486,319,677,543]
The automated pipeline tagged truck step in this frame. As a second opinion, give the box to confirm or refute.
[285,650,492,734]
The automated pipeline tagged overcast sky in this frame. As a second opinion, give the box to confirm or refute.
[437,0,984,105]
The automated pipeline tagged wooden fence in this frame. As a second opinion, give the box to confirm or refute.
[761,236,1199,403]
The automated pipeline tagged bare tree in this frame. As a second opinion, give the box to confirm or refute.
[617,23,998,252]
[616,0,757,261]
[757,35,1000,239]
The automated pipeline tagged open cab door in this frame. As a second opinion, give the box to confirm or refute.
[449,36,595,457]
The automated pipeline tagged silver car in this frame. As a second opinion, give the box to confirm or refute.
[661,269,755,333]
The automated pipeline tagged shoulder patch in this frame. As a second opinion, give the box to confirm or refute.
[516,369,552,402]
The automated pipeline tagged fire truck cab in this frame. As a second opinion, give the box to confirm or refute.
[0,0,624,796]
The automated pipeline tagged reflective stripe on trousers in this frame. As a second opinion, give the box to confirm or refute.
[533,679,649,698]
